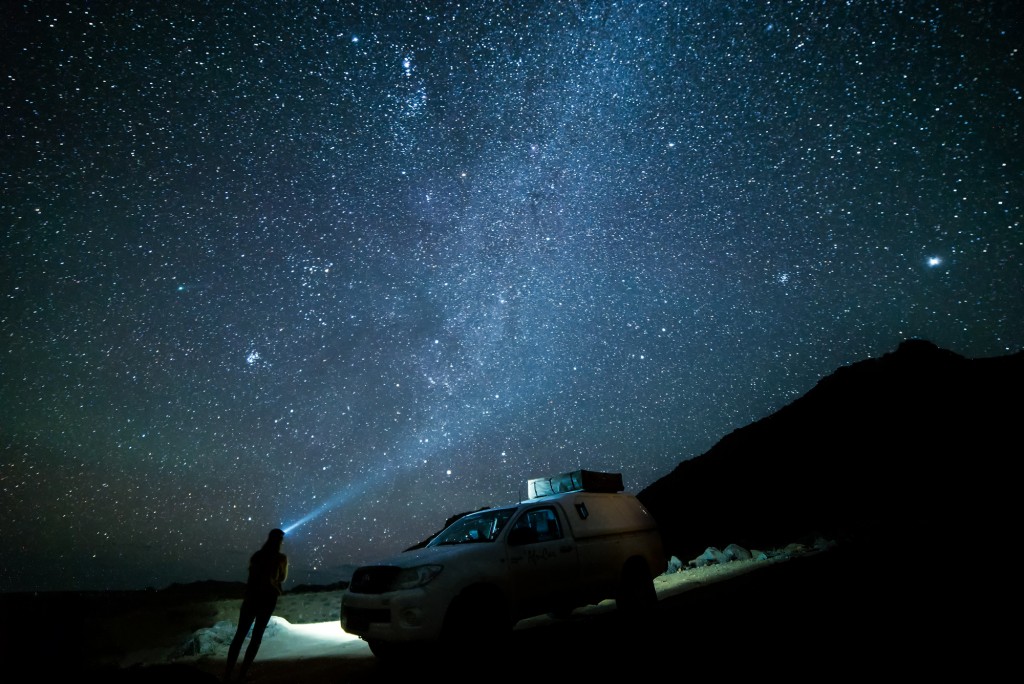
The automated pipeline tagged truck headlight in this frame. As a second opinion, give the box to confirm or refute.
[393,564,443,590]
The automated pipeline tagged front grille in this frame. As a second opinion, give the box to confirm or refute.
[349,565,401,594]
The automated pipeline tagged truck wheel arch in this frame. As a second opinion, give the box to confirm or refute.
[440,583,511,645]
[616,556,658,616]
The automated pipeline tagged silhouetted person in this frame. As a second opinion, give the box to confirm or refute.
[223,528,288,682]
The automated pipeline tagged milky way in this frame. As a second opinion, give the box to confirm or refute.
[3,1,1021,592]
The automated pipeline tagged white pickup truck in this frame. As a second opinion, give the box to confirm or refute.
[340,470,666,659]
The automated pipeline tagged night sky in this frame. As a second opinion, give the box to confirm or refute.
[3,1,1021,593]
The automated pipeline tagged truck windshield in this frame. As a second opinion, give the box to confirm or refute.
[429,508,516,545]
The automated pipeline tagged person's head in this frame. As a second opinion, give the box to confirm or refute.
[264,528,285,551]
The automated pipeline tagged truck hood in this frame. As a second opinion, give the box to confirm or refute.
[366,542,497,568]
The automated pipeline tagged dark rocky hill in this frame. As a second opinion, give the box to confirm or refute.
[638,339,1023,562]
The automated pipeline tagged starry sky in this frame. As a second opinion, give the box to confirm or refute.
[3,1,1021,593]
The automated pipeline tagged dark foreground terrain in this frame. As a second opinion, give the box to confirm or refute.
[12,540,1008,682]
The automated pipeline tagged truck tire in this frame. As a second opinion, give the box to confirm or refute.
[616,558,658,617]
[367,639,424,661]
[440,586,510,648]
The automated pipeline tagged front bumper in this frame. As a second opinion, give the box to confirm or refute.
[340,588,447,643]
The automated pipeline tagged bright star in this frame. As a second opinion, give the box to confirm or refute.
[927,256,942,267]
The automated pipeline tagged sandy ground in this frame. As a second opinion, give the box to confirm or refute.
[107,550,805,682]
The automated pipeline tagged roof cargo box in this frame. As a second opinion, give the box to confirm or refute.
[527,469,624,499]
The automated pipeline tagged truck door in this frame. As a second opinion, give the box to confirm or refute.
[505,505,579,616]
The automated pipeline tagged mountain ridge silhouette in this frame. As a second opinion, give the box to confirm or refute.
[638,338,1023,562]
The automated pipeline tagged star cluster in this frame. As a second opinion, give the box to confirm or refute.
[2,1,1021,592]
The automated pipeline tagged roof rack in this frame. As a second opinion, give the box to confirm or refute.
[527,469,624,499]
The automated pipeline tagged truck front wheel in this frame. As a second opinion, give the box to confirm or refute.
[441,586,510,647]
[367,639,426,661]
